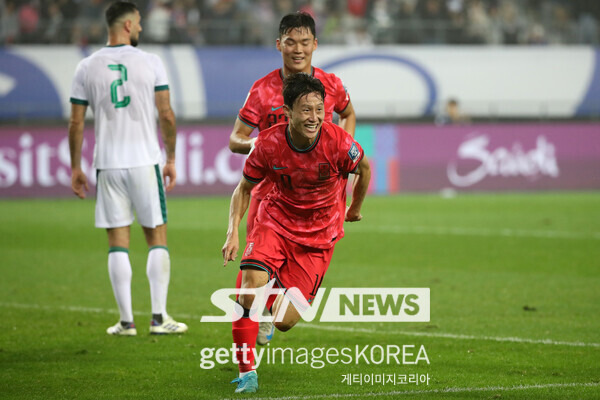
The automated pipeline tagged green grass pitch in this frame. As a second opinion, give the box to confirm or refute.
[1,192,599,399]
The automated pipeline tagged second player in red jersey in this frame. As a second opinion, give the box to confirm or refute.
[238,67,350,133]
[229,12,356,233]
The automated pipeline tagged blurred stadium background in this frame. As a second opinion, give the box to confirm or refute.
[1,0,600,197]
[1,0,599,46]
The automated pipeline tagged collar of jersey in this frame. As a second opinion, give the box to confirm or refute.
[279,66,315,81]
[285,124,321,153]
[106,44,127,48]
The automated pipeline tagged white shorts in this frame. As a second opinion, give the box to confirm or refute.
[95,164,167,229]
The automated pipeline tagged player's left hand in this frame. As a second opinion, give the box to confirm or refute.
[163,161,176,192]
[345,206,362,222]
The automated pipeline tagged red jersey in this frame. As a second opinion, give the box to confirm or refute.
[238,67,350,200]
[243,121,364,249]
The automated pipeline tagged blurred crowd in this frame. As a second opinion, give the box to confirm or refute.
[1,0,599,46]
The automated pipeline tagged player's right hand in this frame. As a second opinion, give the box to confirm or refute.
[345,206,363,222]
[163,162,176,192]
[222,234,239,266]
[71,169,89,199]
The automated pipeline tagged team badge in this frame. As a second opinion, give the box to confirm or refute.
[244,242,254,257]
[318,163,330,180]
[348,142,360,162]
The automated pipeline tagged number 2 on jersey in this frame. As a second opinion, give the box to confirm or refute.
[108,64,130,109]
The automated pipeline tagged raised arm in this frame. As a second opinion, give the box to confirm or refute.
[155,89,177,191]
[337,99,356,138]
[68,103,89,199]
[229,117,256,155]
[345,156,371,222]
[222,178,256,265]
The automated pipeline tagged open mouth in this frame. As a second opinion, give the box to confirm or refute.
[305,124,318,132]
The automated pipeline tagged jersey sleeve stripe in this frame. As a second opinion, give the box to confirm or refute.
[238,115,258,129]
[70,97,89,105]
[243,173,263,184]
[155,85,169,92]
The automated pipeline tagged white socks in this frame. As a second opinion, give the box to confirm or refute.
[146,246,171,317]
[107,246,171,322]
[108,249,133,323]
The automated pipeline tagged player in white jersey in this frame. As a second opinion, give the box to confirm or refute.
[68,1,187,336]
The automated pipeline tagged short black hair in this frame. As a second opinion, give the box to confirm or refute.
[283,73,325,109]
[105,1,138,27]
[279,12,316,38]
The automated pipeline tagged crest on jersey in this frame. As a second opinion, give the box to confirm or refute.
[244,242,254,257]
[348,142,360,162]
[318,163,330,180]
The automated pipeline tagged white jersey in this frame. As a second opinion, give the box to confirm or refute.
[70,45,169,169]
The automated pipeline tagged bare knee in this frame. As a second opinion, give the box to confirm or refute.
[142,224,167,247]
[107,226,130,248]
[238,268,269,311]
[237,294,255,310]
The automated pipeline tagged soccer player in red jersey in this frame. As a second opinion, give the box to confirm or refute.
[222,73,370,393]
[228,11,357,347]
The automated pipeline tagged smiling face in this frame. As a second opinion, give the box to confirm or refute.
[276,27,318,76]
[285,91,325,147]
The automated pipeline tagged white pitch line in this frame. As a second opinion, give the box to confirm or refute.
[4,302,599,348]
[220,382,600,400]
[294,323,600,348]
[0,302,197,320]
[351,225,600,240]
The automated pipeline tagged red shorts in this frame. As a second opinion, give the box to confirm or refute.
[240,224,334,304]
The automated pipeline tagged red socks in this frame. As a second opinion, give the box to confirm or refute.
[233,269,257,372]
[232,311,259,372]
[232,269,278,373]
